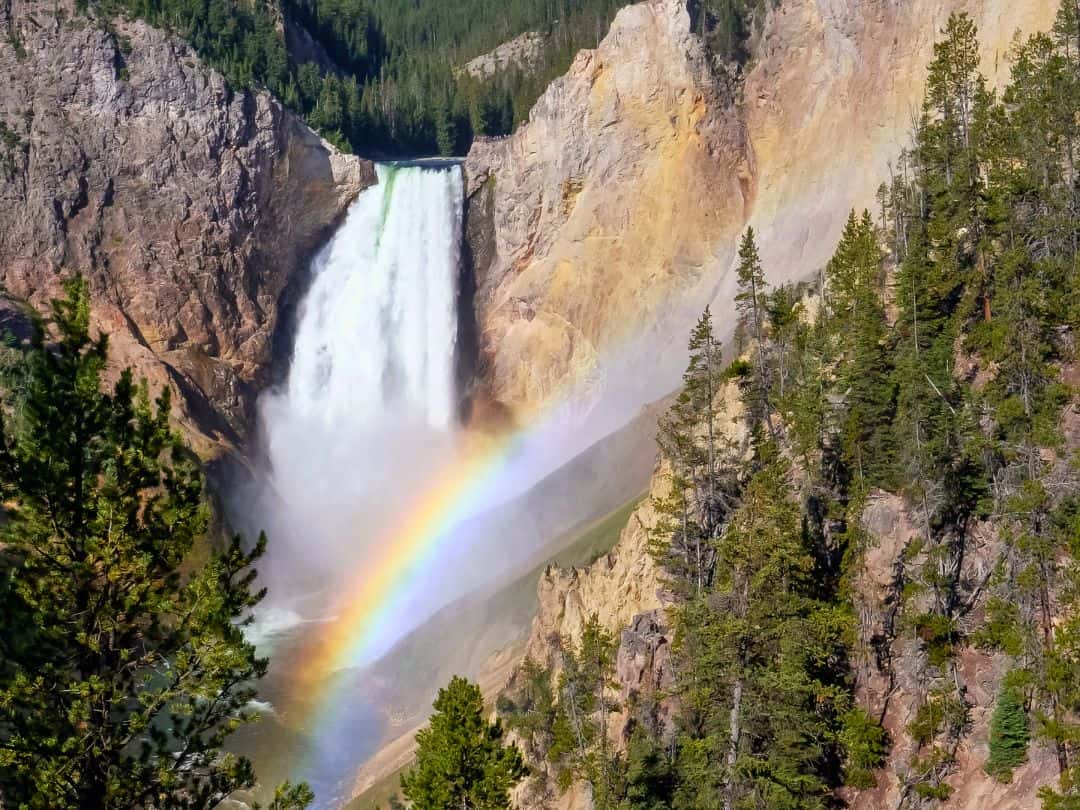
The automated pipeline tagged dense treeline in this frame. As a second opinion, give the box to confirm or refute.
[689,0,773,65]
[285,0,630,155]
[491,6,1080,807]
[87,0,629,155]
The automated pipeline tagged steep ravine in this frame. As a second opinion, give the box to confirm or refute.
[0,0,373,457]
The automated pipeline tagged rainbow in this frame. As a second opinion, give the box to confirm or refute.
[288,427,526,688]
[268,278,694,802]
[279,401,585,801]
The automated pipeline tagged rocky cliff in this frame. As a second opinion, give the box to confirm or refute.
[743,0,1056,276]
[505,359,1078,810]
[464,0,751,420]
[464,0,1057,424]
[0,0,372,456]
[505,374,749,808]
[845,493,1062,809]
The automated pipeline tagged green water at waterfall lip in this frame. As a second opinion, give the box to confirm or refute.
[382,157,465,169]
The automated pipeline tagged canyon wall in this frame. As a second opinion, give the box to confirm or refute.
[464,0,751,421]
[351,0,1063,804]
[744,0,1057,278]
[0,0,372,456]
[465,0,1057,424]
[506,351,1078,810]
[470,1,1060,792]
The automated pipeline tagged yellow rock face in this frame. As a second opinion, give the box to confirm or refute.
[745,0,1058,279]
[465,0,751,423]
[465,0,1057,425]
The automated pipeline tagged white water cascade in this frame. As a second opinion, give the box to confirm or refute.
[283,162,461,431]
[251,162,464,598]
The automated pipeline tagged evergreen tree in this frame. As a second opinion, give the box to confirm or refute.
[735,227,767,353]
[986,687,1030,782]
[499,657,558,762]
[652,308,734,599]
[621,726,674,809]
[734,227,772,426]
[825,210,897,488]
[549,615,621,806]
[670,441,849,810]
[401,676,525,810]
[0,279,300,808]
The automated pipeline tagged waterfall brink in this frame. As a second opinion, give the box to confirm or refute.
[253,162,465,597]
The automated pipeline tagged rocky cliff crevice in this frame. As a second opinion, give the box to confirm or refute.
[0,0,373,456]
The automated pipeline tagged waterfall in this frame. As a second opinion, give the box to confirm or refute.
[252,162,465,595]
[283,162,462,431]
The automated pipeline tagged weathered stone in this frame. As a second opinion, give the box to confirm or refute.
[459,31,545,80]
[464,0,751,421]
[0,0,374,455]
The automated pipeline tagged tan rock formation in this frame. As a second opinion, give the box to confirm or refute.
[0,0,373,455]
[465,0,751,421]
[744,0,1057,280]
[465,0,1057,424]
[459,31,545,79]
[524,468,667,673]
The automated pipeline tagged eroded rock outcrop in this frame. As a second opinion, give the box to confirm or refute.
[0,0,373,455]
[524,470,667,673]
[846,493,1061,810]
[460,31,545,79]
[507,375,748,808]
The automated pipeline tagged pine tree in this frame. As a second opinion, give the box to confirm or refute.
[734,228,772,427]
[825,210,897,488]
[735,227,767,353]
[652,308,732,598]
[622,726,674,809]
[986,687,1030,782]
[0,279,298,808]
[549,615,621,806]
[401,676,525,810]
[671,441,848,810]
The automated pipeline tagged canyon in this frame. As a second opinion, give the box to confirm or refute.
[0,0,1069,807]
[464,0,1055,423]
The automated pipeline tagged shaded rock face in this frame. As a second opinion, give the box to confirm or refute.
[0,0,373,454]
[464,0,1057,424]
[613,610,677,744]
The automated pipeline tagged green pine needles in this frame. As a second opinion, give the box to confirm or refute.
[0,279,306,808]
[986,687,1030,783]
[401,676,526,810]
